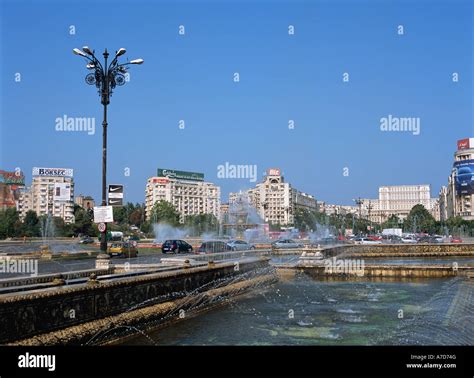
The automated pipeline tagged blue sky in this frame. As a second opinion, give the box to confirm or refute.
[1,0,472,205]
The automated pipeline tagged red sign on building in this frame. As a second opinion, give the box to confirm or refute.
[267,168,281,176]
[153,178,169,184]
[457,138,471,150]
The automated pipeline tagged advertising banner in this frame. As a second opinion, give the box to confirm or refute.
[457,138,474,151]
[32,167,74,177]
[157,168,204,182]
[0,170,25,185]
[267,168,281,176]
[54,183,71,201]
[454,159,474,195]
[152,178,169,184]
[108,184,123,206]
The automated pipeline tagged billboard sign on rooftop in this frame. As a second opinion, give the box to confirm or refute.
[157,168,204,181]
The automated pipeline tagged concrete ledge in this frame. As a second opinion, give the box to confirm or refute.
[276,264,472,278]
[0,257,270,344]
[10,273,277,346]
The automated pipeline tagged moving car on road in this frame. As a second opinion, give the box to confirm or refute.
[226,240,255,251]
[197,241,232,254]
[161,240,193,254]
[450,237,463,243]
[79,236,94,244]
[401,237,417,244]
[272,239,304,249]
[108,242,138,258]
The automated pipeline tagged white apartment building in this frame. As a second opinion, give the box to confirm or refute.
[18,167,75,223]
[229,168,318,225]
[360,185,439,222]
[145,170,220,222]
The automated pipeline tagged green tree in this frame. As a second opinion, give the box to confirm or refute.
[0,207,21,239]
[405,204,436,233]
[22,210,40,237]
[294,209,318,232]
[73,208,94,236]
[184,214,219,236]
[150,200,180,226]
[382,214,402,229]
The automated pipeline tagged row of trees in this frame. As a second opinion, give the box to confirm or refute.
[147,200,219,236]
[0,200,220,239]
[293,204,474,237]
[0,206,98,239]
[3,200,474,240]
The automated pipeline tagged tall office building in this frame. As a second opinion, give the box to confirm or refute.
[145,168,220,222]
[229,168,318,225]
[18,167,75,223]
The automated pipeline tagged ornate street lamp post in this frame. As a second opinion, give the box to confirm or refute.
[73,46,143,254]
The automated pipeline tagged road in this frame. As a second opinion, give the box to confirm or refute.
[0,251,196,278]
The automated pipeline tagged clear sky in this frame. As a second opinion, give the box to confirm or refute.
[1,0,472,205]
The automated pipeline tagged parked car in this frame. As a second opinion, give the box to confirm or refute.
[197,241,232,254]
[388,235,403,243]
[450,237,463,243]
[367,235,382,241]
[401,237,417,244]
[161,240,193,254]
[79,236,94,244]
[226,240,255,251]
[432,235,445,243]
[108,242,138,258]
[354,237,382,245]
[272,239,304,249]
[417,236,432,243]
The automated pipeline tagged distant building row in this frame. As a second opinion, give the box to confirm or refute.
[0,167,95,224]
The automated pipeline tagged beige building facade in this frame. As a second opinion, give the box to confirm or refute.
[145,173,220,222]
[18,167,75,223]
[229,168,318,226]
[360,185,439,223]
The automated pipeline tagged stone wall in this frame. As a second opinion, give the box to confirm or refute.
[322,243,474,258]
[0,258,269,344]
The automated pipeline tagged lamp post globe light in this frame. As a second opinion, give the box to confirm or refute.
[73,46,143,255]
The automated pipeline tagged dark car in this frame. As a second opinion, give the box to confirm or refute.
[79,236,94,244]
[417,236,431,243]
[198,241,232,254]
[161,240,193,254]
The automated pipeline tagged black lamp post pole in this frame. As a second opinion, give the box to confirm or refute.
[100,49,109,253]
[73,46,143,254]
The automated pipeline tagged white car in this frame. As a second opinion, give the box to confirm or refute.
[354,238,382,245]
[226,240,255,251]
[401,237,417,244]
[272,239,304,249]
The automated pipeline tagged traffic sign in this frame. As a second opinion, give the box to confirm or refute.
[98,222,106,233]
